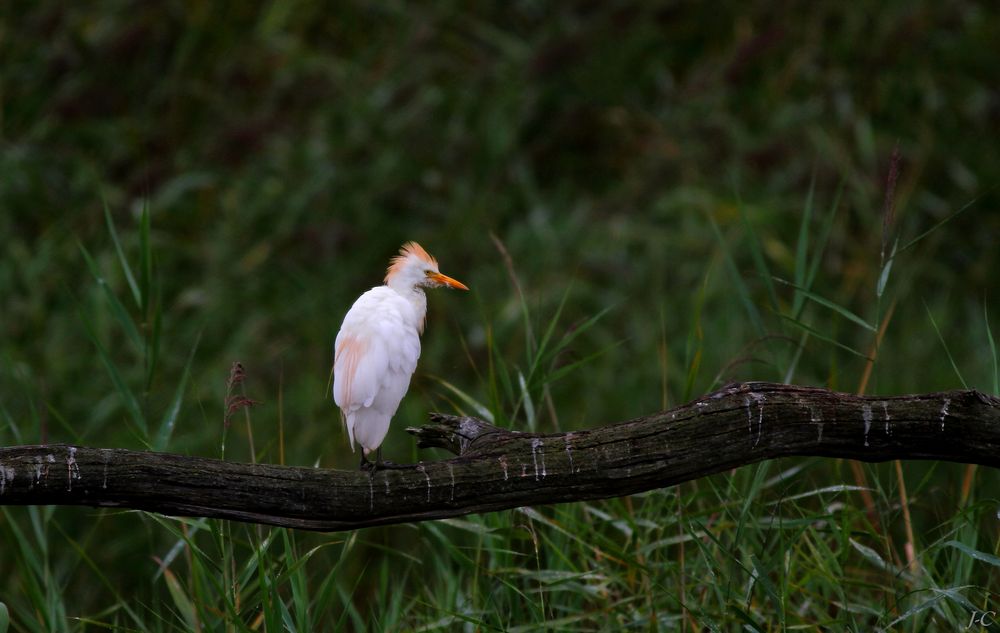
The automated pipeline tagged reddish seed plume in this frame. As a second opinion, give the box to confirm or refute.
[224,361,260,428]
[227,361,246,390]
[385,241,438,283]
[881,142,901,259]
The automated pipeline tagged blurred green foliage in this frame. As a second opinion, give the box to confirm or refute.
[1,1,998,629]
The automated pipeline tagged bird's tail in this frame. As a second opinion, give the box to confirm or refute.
[343,411,357,453]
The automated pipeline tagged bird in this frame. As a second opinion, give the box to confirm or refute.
[333,241,468,470]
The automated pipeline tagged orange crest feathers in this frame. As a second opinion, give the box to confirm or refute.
[385,241,437,283]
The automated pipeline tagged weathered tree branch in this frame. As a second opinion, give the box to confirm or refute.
[1,382,998,531]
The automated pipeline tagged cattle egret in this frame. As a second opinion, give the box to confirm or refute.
[333,241,468,470]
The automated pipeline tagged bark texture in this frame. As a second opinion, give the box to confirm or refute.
[0,382,997,531]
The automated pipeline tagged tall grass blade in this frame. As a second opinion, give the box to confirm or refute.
[923,301,968,388]
[51,521,146,628]
[881,587,971,631]
[750,554,783,626]
[848,538,904,576]
[768,484,872,504]
[683,270,710,401]
[794,172,816,296]
[795,183,843,319]
[782,330,808,384]
[256,540,283,633]
[876,238,898,298]
[281,531,309,631]
[739,205,780,317]
[146,270,163,391]
[0,406,13,445]
[489,233,536,360]
[517,370,536,431]
[738,463,771,522]
[162,566,199,631]
[278,600,298,633]
[709,215,764,338]
[945,540,1000,568]
[778,314,871,360]
[103,201,141,309]
[774,278,876,332]
[1,510,49,632]
[153,519,208,581]
[427,376,494,423]
[139,202,153,317]
[729,606,765,632]
[494,357,515,420]
[77,242,143,353]
[78,308,148,439]
[986,303,998,395]
[154,333,201,452]
[530,285,573,374]
[546,343,620,385]
[550,306,613,357]
[899,192,986,254]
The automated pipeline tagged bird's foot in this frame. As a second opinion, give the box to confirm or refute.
[374,460,414,470]
[360,449,415,473]
[359,454,377,473]
[359,459,414,473]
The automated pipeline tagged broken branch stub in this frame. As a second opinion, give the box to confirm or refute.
[0,382,998,531]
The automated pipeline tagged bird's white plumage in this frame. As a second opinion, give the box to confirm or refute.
[332,242,467,460]
[334,287,422,454]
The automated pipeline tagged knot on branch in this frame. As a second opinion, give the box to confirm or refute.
[406,413,513,456]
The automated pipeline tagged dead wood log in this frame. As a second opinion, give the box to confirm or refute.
[0,382,997,531]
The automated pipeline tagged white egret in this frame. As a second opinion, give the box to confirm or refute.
[333,241,468,470]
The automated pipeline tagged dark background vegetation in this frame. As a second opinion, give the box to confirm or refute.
[1,2,998,630]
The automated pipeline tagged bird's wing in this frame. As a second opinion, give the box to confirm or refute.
[333,288,420,412]
[333,331,378,411]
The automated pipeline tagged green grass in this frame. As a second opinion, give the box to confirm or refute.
[2,2,999,630]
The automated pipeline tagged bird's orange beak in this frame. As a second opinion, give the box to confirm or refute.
[427,271,469,290]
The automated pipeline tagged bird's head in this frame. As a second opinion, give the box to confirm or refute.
[385,241,469,292]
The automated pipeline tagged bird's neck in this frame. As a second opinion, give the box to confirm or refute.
[388,284,428,333]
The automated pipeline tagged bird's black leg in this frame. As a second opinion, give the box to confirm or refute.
[372,447,411,471]
[359,447,414,473]
[359,452,375,472]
